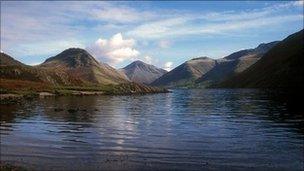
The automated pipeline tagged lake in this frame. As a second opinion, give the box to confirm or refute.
[0,89,303,170]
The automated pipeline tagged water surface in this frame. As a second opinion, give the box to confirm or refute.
[1,89,303,170]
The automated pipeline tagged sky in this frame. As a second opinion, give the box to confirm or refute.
[1,1,303,71]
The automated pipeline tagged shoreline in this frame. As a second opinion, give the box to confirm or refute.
[0,162,27,171]
[0,82,169,104]
[0,89,169,104]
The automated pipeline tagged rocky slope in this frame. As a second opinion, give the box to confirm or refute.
[151,57,216,87]
[121,60,167,84]
[216,30,303,88]
[195,41,279,87]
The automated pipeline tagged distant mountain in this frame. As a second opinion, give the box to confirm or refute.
[216,30,303,88]
[196,41,279,87]
[39,48,129,85]
[121,60,167,84]
[151,57,216,87]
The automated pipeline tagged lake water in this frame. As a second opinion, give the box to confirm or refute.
[1,89,303,170]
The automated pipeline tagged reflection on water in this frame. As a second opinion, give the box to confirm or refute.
[0,89,303,170]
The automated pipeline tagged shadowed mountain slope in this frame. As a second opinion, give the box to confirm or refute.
[196,41,279,87]
[216,30,304,88]
[151,57,216,87]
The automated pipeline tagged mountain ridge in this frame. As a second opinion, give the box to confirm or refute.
[151,57,216,87]
[195,41,279,87]
[216,30,304,88]
[0,50,168,95]
[151,41,278,88]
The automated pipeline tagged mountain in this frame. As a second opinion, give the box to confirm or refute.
[216,30,304,88]
[39,48,129,85]
[120,60,167,84]
[151,57,216,87]
[0,50,167,94]
[0,52,84,87]
[0,52,25,66]
[195,41,279,87]
[223,41,279,60]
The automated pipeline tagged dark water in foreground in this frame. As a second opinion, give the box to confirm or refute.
[0,89,303,170]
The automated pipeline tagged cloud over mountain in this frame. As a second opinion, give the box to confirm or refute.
[87,33,140,65]
[164,62,173,71]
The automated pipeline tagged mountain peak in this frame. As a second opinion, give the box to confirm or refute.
[39,48,128,84]
[42,48,100,68]
[131,60,146,66]
[122,60,167,84]
[191,56,211,60]
[224,41,279,60]
[187,56,214,64]
[63,47,87,53]
[123,60,152,70]
[254,41,279,53]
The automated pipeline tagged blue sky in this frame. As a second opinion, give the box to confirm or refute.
[1,1,303,70]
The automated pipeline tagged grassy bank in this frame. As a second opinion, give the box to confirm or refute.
[0,80,168,104]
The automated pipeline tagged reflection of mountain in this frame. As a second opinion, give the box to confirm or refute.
[1,89,303,170]
[41,96,102,123]
[0,102,37,123]
[254,90,304,134]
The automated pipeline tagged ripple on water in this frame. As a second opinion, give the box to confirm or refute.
[0,89,303,170]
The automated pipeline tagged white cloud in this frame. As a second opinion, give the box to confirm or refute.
[127,2,303,39]
[0,1,159,59]
[164,62,173,71]
[143,56,152,64]
[158,40,171,49]
[90,5,156,24]
[127,17,188,39]
[1,1,303,64]
[86,33,140,65]
[294,0,304,7]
